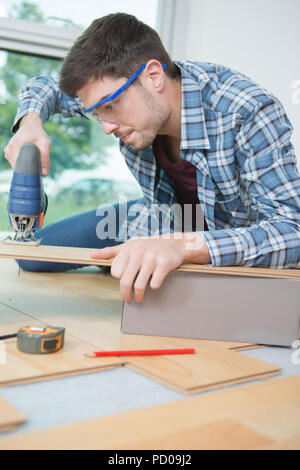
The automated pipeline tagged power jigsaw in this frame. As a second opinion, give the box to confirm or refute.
[4,142,48,246]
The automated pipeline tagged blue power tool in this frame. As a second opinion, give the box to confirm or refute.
[4,142,48,245]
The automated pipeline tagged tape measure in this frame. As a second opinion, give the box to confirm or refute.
[18,326,65,354]
[0,326,65,354]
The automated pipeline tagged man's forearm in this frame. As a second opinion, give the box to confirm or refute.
[12,76,58,133]
[12,76,85,134]
[200,222,300,268]
[19,112,43,128]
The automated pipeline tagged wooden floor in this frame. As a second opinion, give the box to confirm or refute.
[0,397,26,432]
[0,376,299,449]
[0,257,298,449]
[0,258,279,395]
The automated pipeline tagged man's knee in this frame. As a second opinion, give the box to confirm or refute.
[16,258,47,272]
[16,258,83,273]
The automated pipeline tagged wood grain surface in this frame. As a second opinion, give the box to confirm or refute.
[0,376,299,450]
[1,242,300,279]
[0,258,279,393]
[0,396,27,432]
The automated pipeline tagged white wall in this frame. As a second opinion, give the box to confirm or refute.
[169,0,300,168]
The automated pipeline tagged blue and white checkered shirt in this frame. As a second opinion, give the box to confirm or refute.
[13,61,300,268]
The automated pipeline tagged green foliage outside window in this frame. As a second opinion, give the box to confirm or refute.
[0,2,121,231]
[0,1,114,177]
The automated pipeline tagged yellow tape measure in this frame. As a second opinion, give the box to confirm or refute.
[17,326,65,354]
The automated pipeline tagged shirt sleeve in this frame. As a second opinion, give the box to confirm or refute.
[12,75,87,133]
[202,98,300,268]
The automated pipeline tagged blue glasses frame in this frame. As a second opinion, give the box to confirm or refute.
[83,62,167,114]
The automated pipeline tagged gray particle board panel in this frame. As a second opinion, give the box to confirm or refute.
[122,271,300,347]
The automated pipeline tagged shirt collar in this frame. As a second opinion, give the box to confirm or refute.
[177,61,211,151]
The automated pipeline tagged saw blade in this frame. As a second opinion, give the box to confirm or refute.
[2,236,42,246]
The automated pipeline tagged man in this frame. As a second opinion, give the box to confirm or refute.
[4,13,300,303]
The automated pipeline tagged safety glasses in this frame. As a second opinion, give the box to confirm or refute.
[83,62,166,123]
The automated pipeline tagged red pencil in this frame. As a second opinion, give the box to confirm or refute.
[85,348,195,358]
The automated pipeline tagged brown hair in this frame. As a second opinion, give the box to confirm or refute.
[59,12,180,97]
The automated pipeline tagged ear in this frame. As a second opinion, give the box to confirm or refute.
[143,60,166,93]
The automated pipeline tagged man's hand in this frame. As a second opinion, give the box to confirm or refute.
[90,233,211,302]
[4,112,51,176]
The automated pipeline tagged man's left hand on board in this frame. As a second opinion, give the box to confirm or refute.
[90,233,211,302]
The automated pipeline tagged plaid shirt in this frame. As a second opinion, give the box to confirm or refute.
[13,61,300,268]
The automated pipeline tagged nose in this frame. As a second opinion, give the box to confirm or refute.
[101,120,119,135]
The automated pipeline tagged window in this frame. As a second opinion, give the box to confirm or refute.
[0,0,159,234]
[0,0,158,29]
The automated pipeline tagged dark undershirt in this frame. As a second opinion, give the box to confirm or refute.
[153,136,208,231]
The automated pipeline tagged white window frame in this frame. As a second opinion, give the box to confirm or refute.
[0,16,83,59]
[157,0,190,60]
[0,1,184,60]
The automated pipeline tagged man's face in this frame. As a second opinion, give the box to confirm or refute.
[78,74,169,151]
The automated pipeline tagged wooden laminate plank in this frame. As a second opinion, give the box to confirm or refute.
[0,397,27,432]
[0,334,123,388]
[178,264,300,279]
[120,419,274,450]
[1,242,300,279]
[127,345,280,393]
[0,279,123,387]
[0,376,298,450]
[260,434,300,450]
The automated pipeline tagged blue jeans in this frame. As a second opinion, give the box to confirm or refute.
[17,198,146,272]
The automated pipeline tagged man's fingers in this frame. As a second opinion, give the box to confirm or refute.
[39,141,51,176]
[4,143,16,168]
[133,257,156,303]
[110,248,129,278]
[119,257,143,302]
[90,245,120,260]
[91,238,183,303]
[4,112,51,174]
[4,140,50,175]
[150,260,171,290]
